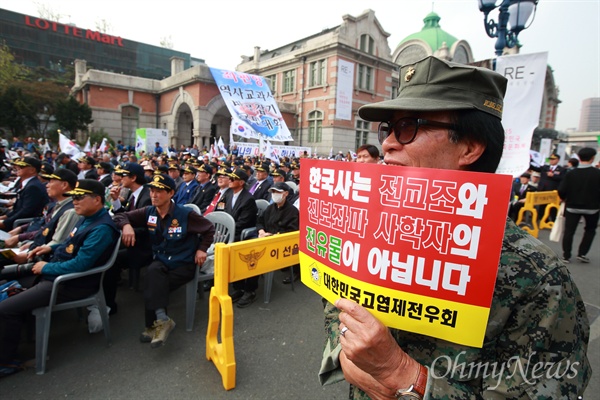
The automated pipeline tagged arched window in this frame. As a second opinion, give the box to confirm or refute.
[121,105,139,146]
[308,110,323,143]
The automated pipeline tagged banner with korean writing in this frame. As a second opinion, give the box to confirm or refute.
[495,52,548,177]
[335,59,354,120]
[210,68,293,142]
[233,142,311,158]
[299,159,512,347]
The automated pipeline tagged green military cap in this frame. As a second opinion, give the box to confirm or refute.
[359,56,508,122]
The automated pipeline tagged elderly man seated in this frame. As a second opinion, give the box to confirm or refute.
[0,179,119,377]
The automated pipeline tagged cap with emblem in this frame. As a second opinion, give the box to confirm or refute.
[13,156,42,172]
[145,174,176,191]
[254,162,270,172]
[78,155,96,165]
[114,162,145,179]
[182,165,197,175]
[270,168,285,177]
[197,164,213,175]
[228,168,249,182]
[40,162,54,175]
[215,167,231,177]
[96,162,114,173]
[549,153,559,160]
[359,56,507,122]
[41,168,78,189]
[66,179,106,197]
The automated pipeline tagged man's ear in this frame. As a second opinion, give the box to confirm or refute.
[458,140,486,169]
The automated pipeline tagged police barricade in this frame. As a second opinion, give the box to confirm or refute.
[516,190,560,237]
[205,231,299,390]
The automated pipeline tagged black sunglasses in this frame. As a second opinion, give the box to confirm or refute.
[378,117,458,145]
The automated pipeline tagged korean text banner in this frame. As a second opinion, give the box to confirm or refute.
[299,160,512,347]
[210,68,293,142]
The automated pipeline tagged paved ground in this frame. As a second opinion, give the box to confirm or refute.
[3,226,599,399]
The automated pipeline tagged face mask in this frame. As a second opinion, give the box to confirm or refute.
[271,193,284,203]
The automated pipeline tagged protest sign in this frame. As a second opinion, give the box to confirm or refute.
[299,159,512,347]
[210,68,293,142]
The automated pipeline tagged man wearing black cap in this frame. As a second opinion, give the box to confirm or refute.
[321,56,590,399]
[105,163,152,305]
[167,164,183,191]
[257,182,299,284]
[77,156,99,181]
[508,172,537,222]
[249,163,272,201]
[172,166,198,205]
[113,174,214,348]
[190,164,217,214]
[0,179,119,377]
[1,169,81,266]
[0,157,50,231]
[96,162,114,187]
[219,168,258,307]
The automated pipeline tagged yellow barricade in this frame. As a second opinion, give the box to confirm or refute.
[205,231,300,390]
[516,190,560,238]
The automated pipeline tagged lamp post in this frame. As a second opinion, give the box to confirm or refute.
[478,0,538,56]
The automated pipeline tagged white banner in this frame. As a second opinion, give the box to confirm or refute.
[495,52,548,177]
[539,138,552,162]
[233,142,311,159]
[335,59,355,120]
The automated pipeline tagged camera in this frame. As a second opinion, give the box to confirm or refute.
[0,263,35,281]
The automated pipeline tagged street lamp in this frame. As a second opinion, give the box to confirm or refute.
[478,0,538,56]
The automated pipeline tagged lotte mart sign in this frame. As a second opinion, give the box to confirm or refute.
[299,160,512,347]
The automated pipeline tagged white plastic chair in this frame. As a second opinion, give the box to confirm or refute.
[284,181,298,193]
[184,209,235,331]
[31,232,122,374]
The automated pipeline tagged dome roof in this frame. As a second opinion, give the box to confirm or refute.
[399,12,457,51]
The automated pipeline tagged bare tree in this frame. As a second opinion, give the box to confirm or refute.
[160,35,174,49]
[95,18,113,34]
[35,2,63,22]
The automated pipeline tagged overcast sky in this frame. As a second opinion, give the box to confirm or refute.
[2,0,598,131]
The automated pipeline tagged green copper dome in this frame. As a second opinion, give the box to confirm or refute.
[399,12,457,51]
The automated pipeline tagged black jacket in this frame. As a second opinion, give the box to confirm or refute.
[220,189,257,242]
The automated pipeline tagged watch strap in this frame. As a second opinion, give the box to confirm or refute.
[395,363,428,399]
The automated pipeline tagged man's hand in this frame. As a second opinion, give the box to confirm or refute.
[32,261,47,275]
[335,298,420,398]
[121,224,136,247]
[109,185,121,200]
[4,235,19,248]
[258,229,272,238]
[7,226,22,236]
[28,245,52,259]
[195,250,207,266]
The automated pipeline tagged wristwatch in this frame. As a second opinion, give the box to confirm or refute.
[394,364,428,399]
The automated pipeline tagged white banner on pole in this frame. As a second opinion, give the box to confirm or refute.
[495,52,548,177]
[335,59,355,120]
[539,138,552,162]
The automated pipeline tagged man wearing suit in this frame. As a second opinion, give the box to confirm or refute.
[0,157,50,231]
[172,166,198,205]
[96,162,113,187]
[190,164,217,214]
[508,172,537,222]
[217,168,258,308]
[104,163,153,312]
[538,153,565,192]
[249,162,272,201]
[77,156,99,181]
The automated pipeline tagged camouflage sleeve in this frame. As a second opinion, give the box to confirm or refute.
[425,221,591,399]
[319,299,345,386]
